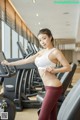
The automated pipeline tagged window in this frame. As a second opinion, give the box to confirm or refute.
[2,22,11,58]
[12,30,18,58]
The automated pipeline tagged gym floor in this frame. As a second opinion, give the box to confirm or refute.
[0,65,80,120]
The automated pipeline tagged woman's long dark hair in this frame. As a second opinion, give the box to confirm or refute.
[37,28,54,45]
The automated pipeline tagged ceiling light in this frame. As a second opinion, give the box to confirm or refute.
[36,13,39,16]
[38,22,40,25]
[33,0,36,3]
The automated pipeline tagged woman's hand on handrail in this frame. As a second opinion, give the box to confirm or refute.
[1,60,10,66]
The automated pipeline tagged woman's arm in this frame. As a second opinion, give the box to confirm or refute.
[1,52,39,66]
[46,49,71,74]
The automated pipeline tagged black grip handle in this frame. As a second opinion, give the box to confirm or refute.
[0,52,17,77]
[0,64,10,77]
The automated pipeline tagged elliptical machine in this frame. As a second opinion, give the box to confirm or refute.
[0,52,16,120]
[0,51,41,111]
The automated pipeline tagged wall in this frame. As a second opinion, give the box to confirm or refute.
[62,50,73,63]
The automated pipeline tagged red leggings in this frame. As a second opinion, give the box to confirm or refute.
[38,85,62,120]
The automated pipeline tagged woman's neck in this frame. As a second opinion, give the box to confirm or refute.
[46,44,54,50]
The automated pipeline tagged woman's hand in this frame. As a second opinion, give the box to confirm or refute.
[1,60,10,66]
[46,66,55,74]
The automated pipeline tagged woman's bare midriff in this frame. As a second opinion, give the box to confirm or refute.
[38,69,62,87]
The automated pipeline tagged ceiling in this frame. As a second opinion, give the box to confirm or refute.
[11,0,80,40]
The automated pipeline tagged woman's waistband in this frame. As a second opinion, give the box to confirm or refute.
[45,85,63,91]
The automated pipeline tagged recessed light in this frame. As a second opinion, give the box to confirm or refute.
[36,13,39,16]
[38,22,40,25]
[33,0,36,3]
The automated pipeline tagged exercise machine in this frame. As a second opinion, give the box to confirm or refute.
[0,52,42,111]
[0,52,16,120]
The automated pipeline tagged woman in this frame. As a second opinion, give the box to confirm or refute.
[1,28,71,120]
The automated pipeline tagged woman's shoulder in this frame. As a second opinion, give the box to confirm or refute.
[51,48,62,54]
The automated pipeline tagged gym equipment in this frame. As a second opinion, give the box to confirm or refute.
[0,52,16,120]
[14,64,41,110]
[17,41,43,93]
[0,95,16,120]
[0,52,17,77]
[17,41,34,58]
[0,52,41,111]
[57,79,80,120]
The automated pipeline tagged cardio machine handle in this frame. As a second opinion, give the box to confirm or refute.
[0,52,17,77]
[0,63,17,77]
[0,64,10,77]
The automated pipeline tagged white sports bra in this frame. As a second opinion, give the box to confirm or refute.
[35,48,56,69]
